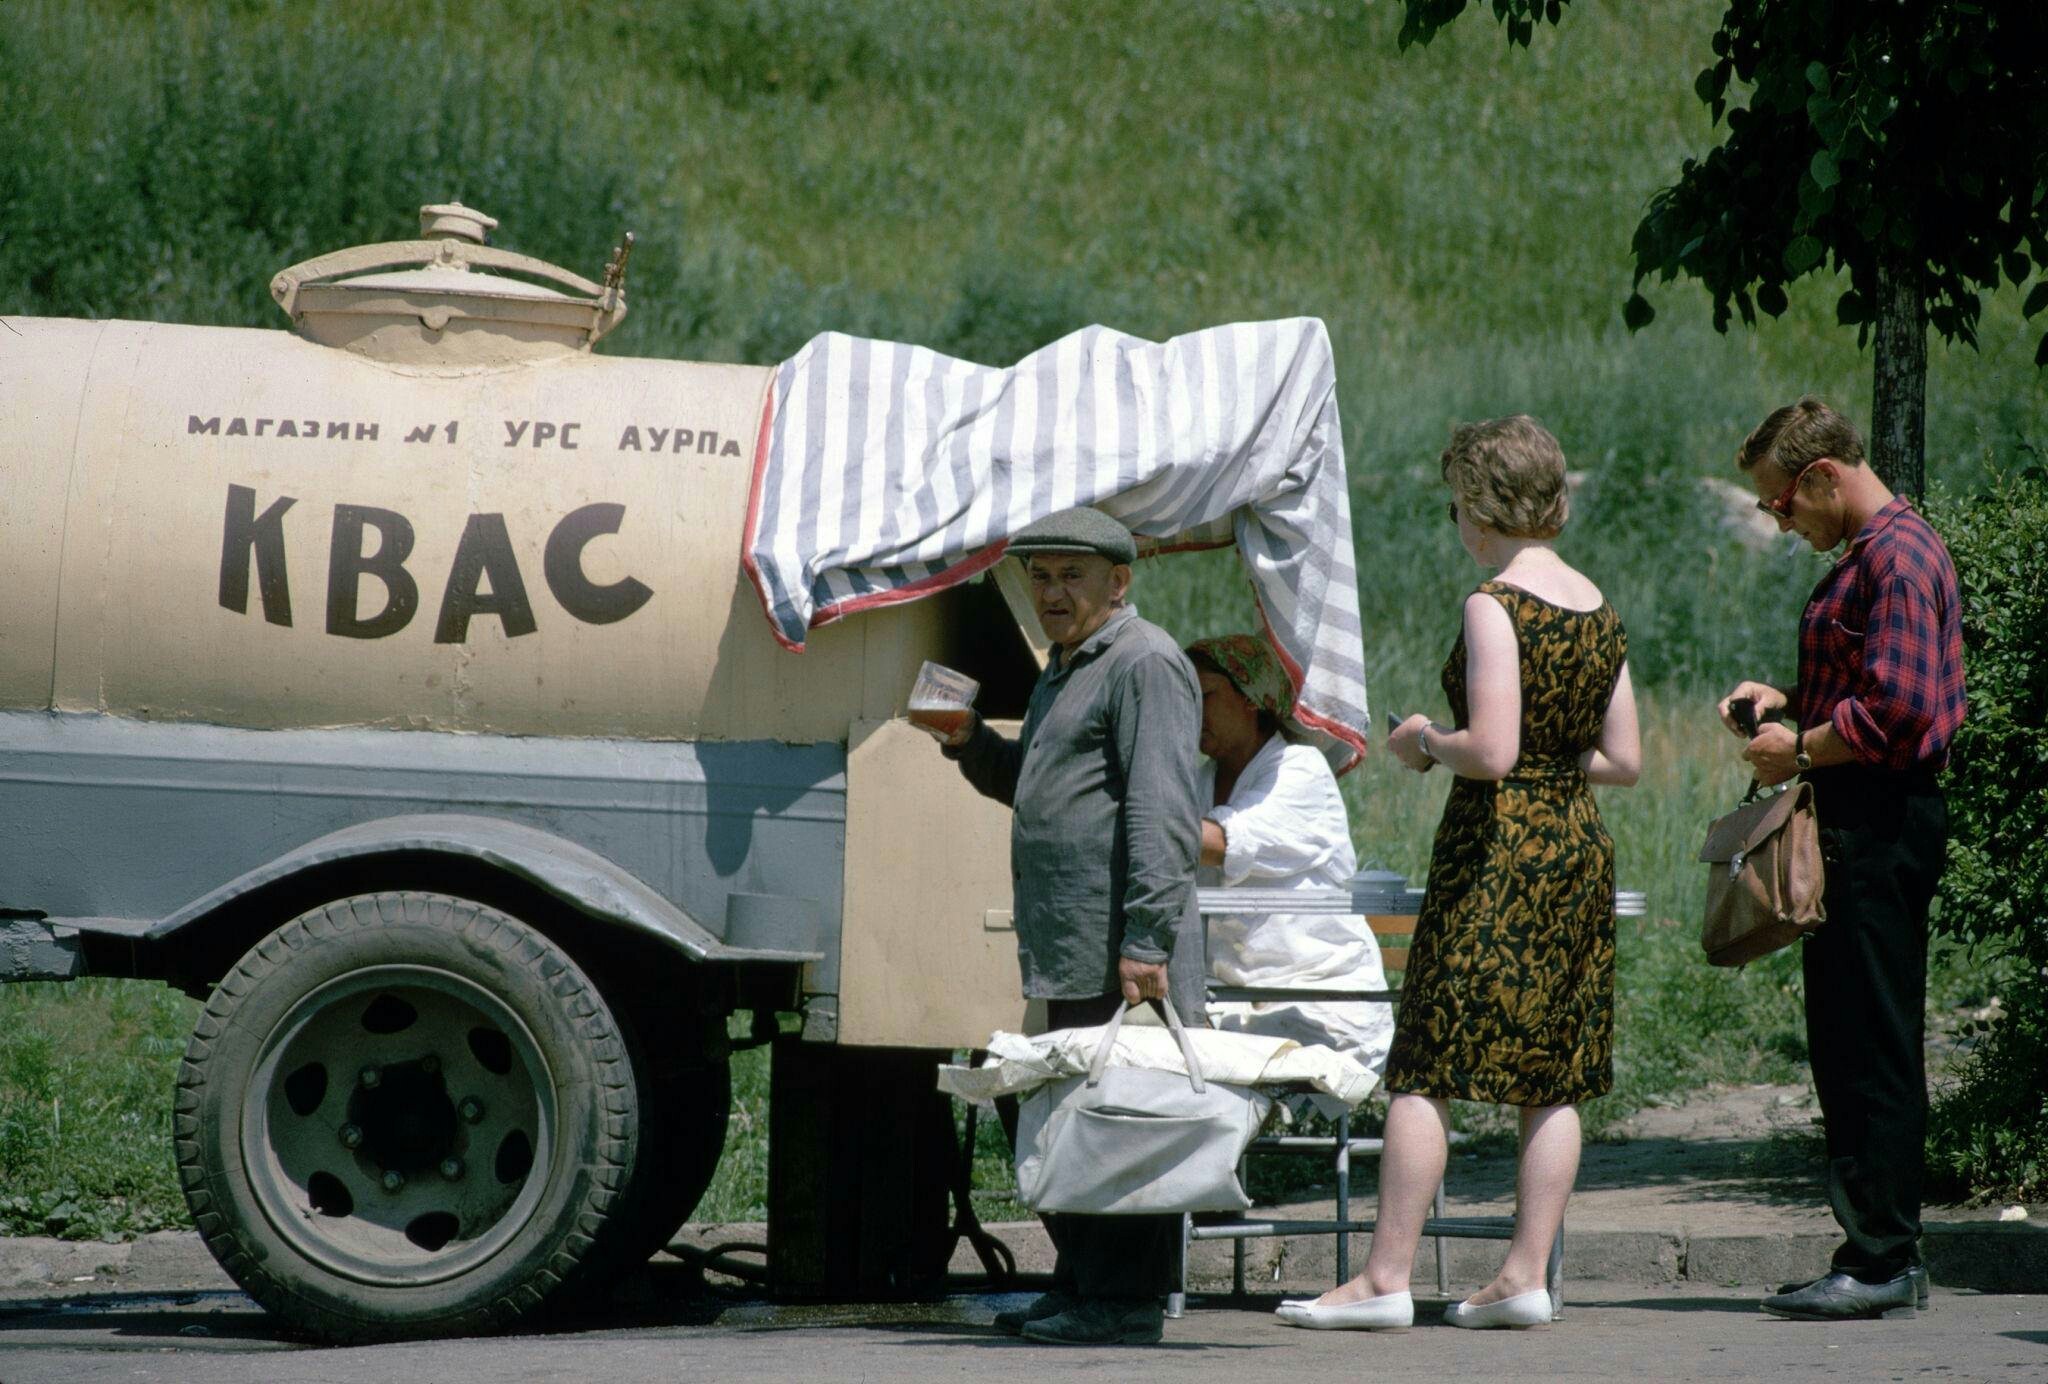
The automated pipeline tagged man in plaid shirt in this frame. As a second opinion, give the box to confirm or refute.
[1717,398,1964,1323]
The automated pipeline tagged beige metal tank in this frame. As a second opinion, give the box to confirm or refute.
[0,204,1045,1052]
[0,205,953,745]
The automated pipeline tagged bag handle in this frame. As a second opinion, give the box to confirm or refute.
[1085,996,1207,1093]
[1740,776,1802,808]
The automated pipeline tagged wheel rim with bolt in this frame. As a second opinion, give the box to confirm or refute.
[242,964,556,1286]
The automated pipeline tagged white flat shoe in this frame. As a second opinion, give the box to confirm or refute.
[1275,1291,1413,1330]
[1443,1288,1554,1329]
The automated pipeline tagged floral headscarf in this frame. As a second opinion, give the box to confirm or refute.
[1185,633,1295,723]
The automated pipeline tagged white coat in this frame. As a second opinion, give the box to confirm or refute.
[1200,736,1394,1077]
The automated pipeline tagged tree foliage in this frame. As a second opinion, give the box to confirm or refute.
[1923,465,2048,1201]
[1630,2,2048,363]
[1396,0,1564,50]
[1402,2,2048,365]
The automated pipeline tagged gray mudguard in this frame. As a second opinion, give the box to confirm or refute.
[0,711,847,985]
[143,813,822,964]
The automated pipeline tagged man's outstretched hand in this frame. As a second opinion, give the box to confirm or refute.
[909,709,979,748]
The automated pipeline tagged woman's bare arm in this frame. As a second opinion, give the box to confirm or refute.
[1409,593,1521,781]
[1581,659,1641,787]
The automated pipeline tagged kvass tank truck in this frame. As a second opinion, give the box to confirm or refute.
[0,205,1050,1340]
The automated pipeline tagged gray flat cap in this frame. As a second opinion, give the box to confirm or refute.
[1007,507,1136,565]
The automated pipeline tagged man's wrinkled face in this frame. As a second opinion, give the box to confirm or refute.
[1027,553,1128,648]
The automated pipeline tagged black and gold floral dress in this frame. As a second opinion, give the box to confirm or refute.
[1382,580,1628,1108]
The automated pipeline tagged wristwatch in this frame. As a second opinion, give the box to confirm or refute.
[1794,727,1813,773]
[1417,724,1438,765]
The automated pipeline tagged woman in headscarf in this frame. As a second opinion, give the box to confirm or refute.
[1186,634,1393,1073]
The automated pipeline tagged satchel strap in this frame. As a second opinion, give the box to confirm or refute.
[1086,996,1208,1093]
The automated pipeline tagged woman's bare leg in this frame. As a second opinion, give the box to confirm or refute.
[1464,1103,1580,1306]
[1315,1093,1449,1304]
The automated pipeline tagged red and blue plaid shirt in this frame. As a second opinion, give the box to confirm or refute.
[1795,496,1965,772]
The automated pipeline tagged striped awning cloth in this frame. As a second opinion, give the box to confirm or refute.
[742,317,1368,771]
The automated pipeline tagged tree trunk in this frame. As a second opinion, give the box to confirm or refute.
[1870,251,1928,499]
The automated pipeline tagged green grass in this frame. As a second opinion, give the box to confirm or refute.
[1,0,2039,1231]
[0,981,197,1240]
[694,1021,776,1226]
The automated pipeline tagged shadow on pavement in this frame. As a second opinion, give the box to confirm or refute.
[0,1270,743,1349]
[885,1326,1268,1352]
[0,1291,290,1348]
[1519,1136,1825,1209]
[1574,1296,1764,1315]
[1298,1134,1828,1212]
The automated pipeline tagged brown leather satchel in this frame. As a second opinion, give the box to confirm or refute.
[1698,779,1826,966]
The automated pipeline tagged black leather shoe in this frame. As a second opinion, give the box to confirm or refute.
[1776,1265,1929,1309]
[1761,1270,1917,1320]
[993,1291,1077,1336]
[1020,1297,1165,1345]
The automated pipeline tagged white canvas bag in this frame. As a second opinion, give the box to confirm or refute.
[1014,998,1271,1215]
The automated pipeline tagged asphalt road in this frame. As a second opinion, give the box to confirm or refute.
[0,1270,2043,1384]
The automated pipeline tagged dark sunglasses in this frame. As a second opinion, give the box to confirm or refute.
[1757,458,1825,517]
[1446,500,1459,524]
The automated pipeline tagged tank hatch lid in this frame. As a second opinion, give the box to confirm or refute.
[332,264,590,302]
[270,202,634,366]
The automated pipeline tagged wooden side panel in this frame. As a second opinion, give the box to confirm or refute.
[836,716,1031,1048]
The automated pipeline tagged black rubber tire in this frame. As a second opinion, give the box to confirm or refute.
[608,1032,731,1268]
[174,892,638,1342]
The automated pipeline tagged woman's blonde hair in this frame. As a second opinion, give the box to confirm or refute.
[1439,414,1569,539]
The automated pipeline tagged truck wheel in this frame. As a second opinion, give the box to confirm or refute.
[608,1040,731,1268]
[174,892,637,1342]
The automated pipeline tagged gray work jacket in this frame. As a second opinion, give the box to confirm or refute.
[948,605,1205,1006]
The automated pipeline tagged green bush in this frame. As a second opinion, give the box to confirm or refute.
[1924,463,2048,1202]
[928,259,1128,368]
[584,0,967,105]
[0,3,643,335]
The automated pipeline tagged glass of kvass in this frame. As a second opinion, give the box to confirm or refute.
[907,661,979,737]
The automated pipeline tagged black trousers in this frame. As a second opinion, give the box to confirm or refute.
[998,993,1181,1301]
[1801,765,1947,1281]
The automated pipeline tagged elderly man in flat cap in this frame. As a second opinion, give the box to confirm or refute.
[922,506,1205,1346]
